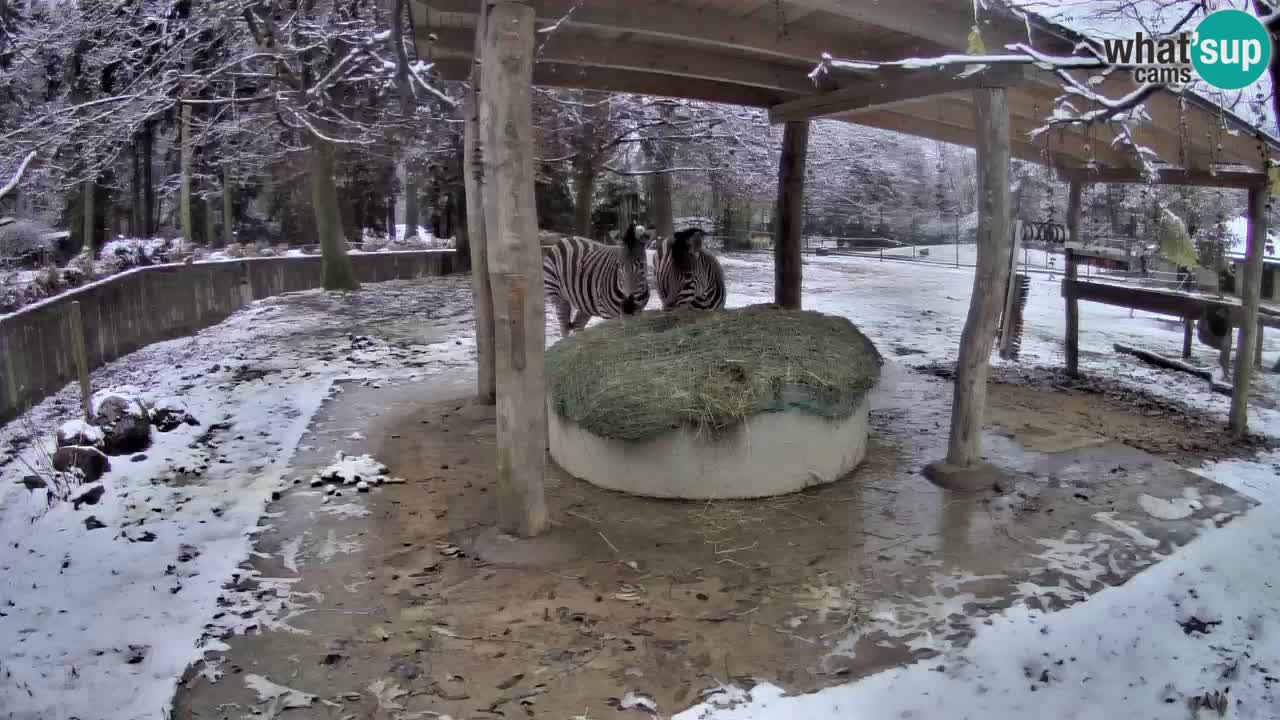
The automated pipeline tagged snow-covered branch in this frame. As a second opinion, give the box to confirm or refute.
[0,151,36,202]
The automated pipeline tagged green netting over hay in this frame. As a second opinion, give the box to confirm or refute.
[546,305,883,441]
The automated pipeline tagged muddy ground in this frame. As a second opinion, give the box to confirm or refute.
[173,363,1259,720]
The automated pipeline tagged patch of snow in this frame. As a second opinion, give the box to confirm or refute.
[676,501,1280,720]
[1138,490,1202,521]
[58,419,103,444]
[243,673,316,709]
[311,451,388,485]
[280,535,303,574]
[90,386,147,418]
[1092,511,1161,548]
[619,691,659,713]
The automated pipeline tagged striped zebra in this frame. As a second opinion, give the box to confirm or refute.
[653,227,726,310]
[543,224,651,337]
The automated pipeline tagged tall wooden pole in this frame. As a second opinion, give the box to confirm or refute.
[1064,180,1083,376]
[464,29,496,404]
[938,87,1013,471]
[774,120,808,309]
[481,0,549,537]
[1229,186,1268,436]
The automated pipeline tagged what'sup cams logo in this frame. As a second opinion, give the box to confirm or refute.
[1100,8,1272,90]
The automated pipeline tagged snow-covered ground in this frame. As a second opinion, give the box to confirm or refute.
[1,254,1278,719]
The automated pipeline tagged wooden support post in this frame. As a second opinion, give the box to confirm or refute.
[480,0,549,537]
[929,86,1013,482]
[464,48,496,404]
[1183,317,1194,359]
[68,301,91,422]
[773,120,808,309]
[1064,180,1083,377]
[1229,186,1268,436]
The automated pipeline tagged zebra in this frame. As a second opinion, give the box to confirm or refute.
[653,227,726,310]
[543,223,651,337]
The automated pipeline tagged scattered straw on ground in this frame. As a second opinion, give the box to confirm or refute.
[545,304,883,441]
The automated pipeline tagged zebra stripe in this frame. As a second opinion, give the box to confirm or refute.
[654,229,726,311]
[543,231,650,337]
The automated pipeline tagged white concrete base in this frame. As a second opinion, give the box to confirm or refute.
[547,398,870,500]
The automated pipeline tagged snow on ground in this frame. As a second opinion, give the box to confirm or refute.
[0,278,476,720]
[1,254,1278,719]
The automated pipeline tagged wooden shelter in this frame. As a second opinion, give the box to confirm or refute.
[410,0,1280,533]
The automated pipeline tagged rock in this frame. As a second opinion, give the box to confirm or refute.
[71,483,106,510]
[92,390,152,454]
[124,644,149,664]
[131,454,147,462]
[151,397,198,432]
[56,420,104,449]
[17,475,46,491]
[53,447,110,484]
[84,515,106,530]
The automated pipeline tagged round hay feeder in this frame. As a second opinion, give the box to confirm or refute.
[545,305,883,500]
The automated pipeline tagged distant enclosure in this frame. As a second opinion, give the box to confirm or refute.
[0,250,456,423]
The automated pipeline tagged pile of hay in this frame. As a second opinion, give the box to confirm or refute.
[546,305,883,441]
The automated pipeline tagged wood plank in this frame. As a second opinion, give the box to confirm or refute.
[774,120,808,309]
[944,86,1013,467]
[1055,166,1268,190]
[463,43,496,403]
[480,0,550,537]
[783,0,971,50]
[769,65,1027,124]
[1229,186,1268,436]
[434,58,792,107]
[415,0,875,63]
[900,96,1136,169]
[850,109,1080,166]
[432,26,816,94]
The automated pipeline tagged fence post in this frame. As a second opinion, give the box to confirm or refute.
[68,301,91,421]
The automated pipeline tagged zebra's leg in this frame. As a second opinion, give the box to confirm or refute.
[570,310,592,332]
[551,296,573,338]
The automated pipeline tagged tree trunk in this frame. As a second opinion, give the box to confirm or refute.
[573,159,595,237]
[82,179,96,255]
[131,141,143,237]
[222,164,234,248]
[774,120,808,309]
[142,121,155,237]
[465,62,496,403]
[481,0,549,537]
[204,189,217,248]
[179,104,194,250]
[942,86,1013,469]
[309,138,360,291]
[1064,181,1083,376]
[1229,186,1267,436]
[647,169,674,240]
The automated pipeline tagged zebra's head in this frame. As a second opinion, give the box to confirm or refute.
[620,223,649,315]
[669,227,706,275]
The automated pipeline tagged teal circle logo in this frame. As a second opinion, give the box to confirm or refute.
[1192,9,1272,90]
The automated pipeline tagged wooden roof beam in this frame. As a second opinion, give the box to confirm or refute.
[432,59,792,107]
[782,0,972,50]
[1055,166,1268,189]
[429,27,817,95]
[768,65,1028,124]
[848,109,1085,167]
[415,0,881,64]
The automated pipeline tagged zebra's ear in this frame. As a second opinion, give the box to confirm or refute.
[689,229,705,253]
[622,223,645,251]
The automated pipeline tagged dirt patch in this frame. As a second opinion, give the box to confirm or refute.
[174,373,1258,720]
[920,363,1277,465]
[363,399,894,716]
